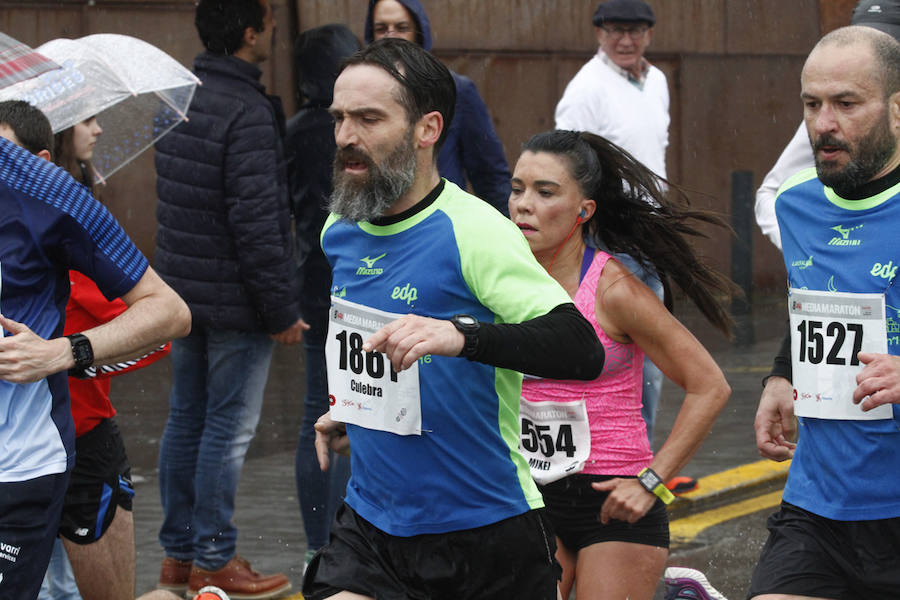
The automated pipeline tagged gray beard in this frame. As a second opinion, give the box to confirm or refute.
[329,135,417,223]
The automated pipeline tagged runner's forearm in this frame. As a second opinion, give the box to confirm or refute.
[469,303,604,380]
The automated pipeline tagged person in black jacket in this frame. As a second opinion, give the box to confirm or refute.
[153,1,305,598]
[283,23,358,571]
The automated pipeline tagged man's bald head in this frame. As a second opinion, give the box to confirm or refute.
[809,25,900,99]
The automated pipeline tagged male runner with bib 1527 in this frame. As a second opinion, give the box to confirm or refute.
[751,26,900,599]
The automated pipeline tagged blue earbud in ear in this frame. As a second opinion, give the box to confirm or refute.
[579,209,587,219]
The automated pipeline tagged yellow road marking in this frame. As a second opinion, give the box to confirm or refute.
[670,490,783,545]
[674,459,790,502]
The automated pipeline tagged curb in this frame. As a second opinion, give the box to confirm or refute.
[667,459,790,521]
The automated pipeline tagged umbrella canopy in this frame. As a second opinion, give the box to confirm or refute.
[0,33,199,182]
[0,32,59,89]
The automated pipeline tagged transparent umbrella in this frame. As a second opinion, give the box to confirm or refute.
[0,33,199,183]
[0,32,59,89]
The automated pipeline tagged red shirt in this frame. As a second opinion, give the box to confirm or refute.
[64,270,169,437]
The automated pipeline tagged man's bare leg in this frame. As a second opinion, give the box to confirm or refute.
[63,508,135,600]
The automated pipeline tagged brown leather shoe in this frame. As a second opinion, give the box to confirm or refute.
[187,555,292,600]
[158,556,193,593]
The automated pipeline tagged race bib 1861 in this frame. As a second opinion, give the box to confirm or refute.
[789,288,892,420]
[326,297,422,435]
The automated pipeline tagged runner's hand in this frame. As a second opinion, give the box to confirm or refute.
[0,314,73,383]
[314,413,350,471]
[592,478,656,524]
[364,315,464,371]
[854,352,900,411]
[754,376,797,461]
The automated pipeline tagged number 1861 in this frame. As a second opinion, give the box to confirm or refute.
[335,330,399,381]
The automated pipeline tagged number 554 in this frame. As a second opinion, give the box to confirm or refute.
[521,418,576,458]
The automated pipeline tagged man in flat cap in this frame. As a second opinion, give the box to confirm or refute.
[555,0,667,181]
[555,0,670,450]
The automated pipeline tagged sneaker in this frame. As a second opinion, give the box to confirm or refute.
[194,586,231,600]
[187,555,291,600]
[158,557,193,594]
[664,567,728,600]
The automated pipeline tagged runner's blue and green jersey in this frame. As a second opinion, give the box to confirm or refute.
[776,167,900,520]
[321,180,571,536]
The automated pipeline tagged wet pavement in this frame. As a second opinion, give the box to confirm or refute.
[110,292,790,598]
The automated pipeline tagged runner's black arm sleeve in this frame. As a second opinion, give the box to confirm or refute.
[468,303,604,380]
[763,319,792,387]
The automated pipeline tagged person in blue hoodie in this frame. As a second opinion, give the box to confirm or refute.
[364,0,511,215]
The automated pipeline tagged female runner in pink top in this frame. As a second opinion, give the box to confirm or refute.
[510,130,732,600]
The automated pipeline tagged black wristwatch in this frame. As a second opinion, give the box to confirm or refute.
[66,333,94,376]
[450,314,479,359]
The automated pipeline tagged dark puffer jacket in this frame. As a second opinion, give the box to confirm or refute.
[155,52,300,334]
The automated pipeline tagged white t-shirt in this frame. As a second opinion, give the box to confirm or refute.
[555,51,670,180]
[754,122,814,250]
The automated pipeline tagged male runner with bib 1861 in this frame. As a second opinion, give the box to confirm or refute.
[304,39,604,600]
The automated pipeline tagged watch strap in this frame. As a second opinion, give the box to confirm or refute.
[638,467,675,505]
[451,315,479,359]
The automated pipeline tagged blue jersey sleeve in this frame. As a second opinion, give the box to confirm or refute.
[1,138,147,301]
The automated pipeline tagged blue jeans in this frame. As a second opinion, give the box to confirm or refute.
[158,327,275,570]
[39,539,81,600]
[294,310,350,552]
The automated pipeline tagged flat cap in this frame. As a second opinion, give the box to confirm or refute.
[592,0,655,27]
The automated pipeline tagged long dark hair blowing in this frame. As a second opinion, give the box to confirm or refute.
[523,129,735,338]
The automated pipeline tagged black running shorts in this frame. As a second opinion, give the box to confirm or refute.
[539,473,670,551]
[58,418,134,545]
[747,501,900,599]
[0,471,70,599]
[302,503,561,600]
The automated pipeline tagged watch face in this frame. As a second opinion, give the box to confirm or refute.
[68,334,94,368]
[639,470,660,489]
[456,315,477,326]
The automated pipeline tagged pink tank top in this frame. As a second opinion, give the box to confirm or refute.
[521,250,652,475]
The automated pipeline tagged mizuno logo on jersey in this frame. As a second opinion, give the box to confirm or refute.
[828,224,863,246]
[357,253,386,275]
